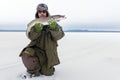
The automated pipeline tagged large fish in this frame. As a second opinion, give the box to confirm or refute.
[26,15,66,36]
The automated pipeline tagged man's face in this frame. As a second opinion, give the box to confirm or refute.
[38,10,47,18]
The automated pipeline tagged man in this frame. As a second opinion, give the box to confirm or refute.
[19,3,65,77]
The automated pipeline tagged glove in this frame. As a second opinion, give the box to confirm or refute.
[34,23,43,31]
[48,19,57,29]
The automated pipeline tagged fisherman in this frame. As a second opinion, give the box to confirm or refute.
[19,3,65,77]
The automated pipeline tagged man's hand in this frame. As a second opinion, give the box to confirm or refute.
[48,19,57,29]
[34,23,43,31]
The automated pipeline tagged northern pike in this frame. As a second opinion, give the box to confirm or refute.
[26,15,66,36]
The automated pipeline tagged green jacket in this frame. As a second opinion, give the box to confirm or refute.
[27,24,65,67]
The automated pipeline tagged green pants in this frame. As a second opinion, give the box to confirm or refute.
[21,46,55,76]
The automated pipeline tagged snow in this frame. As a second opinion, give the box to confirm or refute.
[0,32,120,80]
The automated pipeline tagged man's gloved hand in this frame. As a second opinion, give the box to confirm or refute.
[34,23,43,31]
[48,19,57,29]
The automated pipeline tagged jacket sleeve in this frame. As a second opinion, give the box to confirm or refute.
[49,24,65,41]
[27,26,41,41]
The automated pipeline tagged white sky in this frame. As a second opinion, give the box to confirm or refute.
[0,0,120,25]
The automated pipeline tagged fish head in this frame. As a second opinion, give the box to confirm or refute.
[52,15,66,21]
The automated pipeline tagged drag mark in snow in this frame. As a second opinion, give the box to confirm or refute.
[0,62,22,70]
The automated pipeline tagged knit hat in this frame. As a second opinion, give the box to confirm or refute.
[36,3,48,11]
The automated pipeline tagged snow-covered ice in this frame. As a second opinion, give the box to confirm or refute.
[0,32,120,80]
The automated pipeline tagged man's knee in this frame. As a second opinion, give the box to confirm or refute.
[21,48,41,75]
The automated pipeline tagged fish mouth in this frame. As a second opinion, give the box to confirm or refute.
[64,16,67,19]
[62,16,67,19]
[62,15,67,19]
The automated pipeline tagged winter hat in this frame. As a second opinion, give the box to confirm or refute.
[36,3,48,11]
